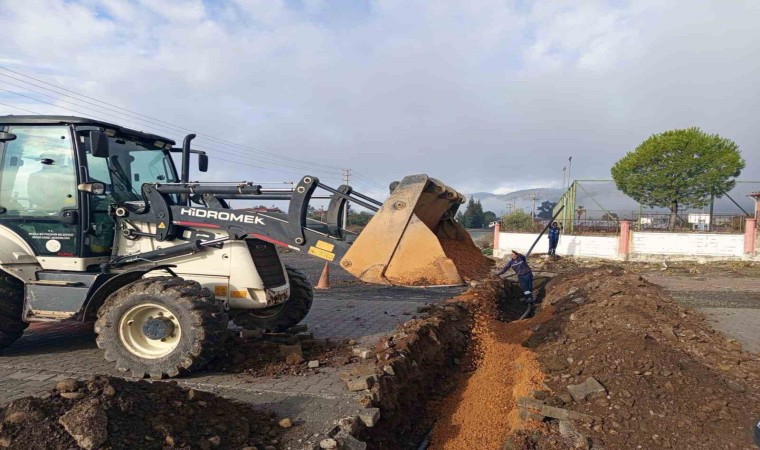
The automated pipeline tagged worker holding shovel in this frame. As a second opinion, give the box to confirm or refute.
[496,250,534,302]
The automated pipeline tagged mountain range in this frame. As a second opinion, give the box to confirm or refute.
[466,188,564,216]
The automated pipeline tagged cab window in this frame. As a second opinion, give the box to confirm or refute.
[0,126,77,216]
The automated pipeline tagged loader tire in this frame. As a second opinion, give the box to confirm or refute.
[94,277,228,379]
[231,266,313,332]
[0,272,27,350]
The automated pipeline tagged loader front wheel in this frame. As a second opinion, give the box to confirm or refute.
[231,266,313,332]
[0,273,28,350]
[95,277,228,379]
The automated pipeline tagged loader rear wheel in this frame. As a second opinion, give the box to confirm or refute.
[231,266,313,332]
[0,273,27,350]
[94,277,228,379]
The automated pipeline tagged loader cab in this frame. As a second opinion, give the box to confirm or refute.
[0,116,178,261]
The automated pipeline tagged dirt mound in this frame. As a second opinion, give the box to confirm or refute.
[440,237,494,281]
[428,266,760,449]
[511,267,760,449]
[0,375,283,450]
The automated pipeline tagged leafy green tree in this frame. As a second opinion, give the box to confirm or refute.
[483,211,497,226]
[537,201,557,220]
[611,128,745,230]
[502,210,534,232]
[461,197,486,228]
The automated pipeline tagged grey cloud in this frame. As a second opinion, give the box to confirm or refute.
[1,0,759,198]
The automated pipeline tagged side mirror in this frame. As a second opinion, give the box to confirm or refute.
[78,182,106,195]
[0,132,17,142]
[89,131,110,157]
[199,153,209,172]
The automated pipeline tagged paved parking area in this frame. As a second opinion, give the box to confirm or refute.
[645,274,760,354]
[0,252,464,446]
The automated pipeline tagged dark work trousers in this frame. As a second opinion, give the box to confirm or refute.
[518,272,534,298]
[549,237,559,255]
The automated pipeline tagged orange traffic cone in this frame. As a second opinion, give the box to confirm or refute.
[315,262,331,289]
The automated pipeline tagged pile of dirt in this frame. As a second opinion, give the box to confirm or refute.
[440,237,494,281]
[508,267,760,449]
[0,375,283,450]
[210,328,353,377]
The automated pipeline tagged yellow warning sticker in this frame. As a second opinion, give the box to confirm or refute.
[315,240,335,252]
[158,222,167,229]
[214,285,228,297]
[308,246,335,261]
[230,290,248,299]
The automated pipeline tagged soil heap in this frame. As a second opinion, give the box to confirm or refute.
[428,266,760,449]
[0,375,283,450]
[510,267,760,449]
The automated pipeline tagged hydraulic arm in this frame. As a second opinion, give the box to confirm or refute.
[108,174,477,286]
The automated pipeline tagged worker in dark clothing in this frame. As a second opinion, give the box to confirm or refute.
[497,250,534,301]
[548,222,561,256]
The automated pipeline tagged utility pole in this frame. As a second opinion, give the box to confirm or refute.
[562,166,567,191]
[568,156,573,188]
[342,168,351,228]
[528,193,541,218]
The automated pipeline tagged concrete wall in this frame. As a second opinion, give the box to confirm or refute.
[630,232,745,258]
[494,230,749,261]
[493,232,619,259]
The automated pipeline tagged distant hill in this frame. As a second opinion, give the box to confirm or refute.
[466,188,564,215]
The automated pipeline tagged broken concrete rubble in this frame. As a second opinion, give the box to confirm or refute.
[566,376,607,402]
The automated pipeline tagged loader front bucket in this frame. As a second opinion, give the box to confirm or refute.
[340,174,492,286]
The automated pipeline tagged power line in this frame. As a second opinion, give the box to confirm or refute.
[0,84,344,182]
[0,66,348,173]
[0,101,42,115]
[0,68,390,190]
[0,66,390,187]
[0,80,344,177]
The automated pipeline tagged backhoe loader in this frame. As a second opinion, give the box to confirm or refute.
[0,116,481,378]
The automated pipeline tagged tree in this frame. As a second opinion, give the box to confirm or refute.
[611,128,745,230]
[537,201,557,220]
[502,210,534,232]
[483,211,497,226]
[461,197,486,228]
[347,211,373,227]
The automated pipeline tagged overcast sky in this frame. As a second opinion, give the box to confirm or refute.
[1,0,759,198]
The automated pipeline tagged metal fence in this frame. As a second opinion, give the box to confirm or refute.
[553,180,760,234]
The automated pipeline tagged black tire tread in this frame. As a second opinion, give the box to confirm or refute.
[231,266,314,332]
[94,276,228,379]
[0,273,27,349]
